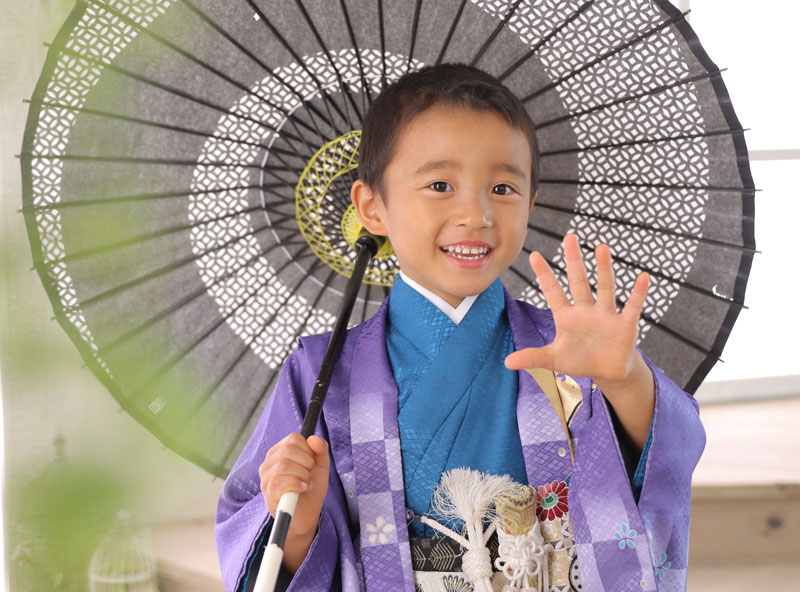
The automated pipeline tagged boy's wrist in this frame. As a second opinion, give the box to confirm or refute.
[595,353,656,452]
[595,352,652,403]
[282,522,319,574]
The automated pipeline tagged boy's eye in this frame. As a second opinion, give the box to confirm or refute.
[428,181,453,192]
[492,183,515,196]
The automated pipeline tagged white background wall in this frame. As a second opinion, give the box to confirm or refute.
[686,0,800,386]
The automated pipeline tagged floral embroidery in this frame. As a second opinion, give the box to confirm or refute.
[614,523,636,549]
[366,515,395,544]
[654,553,671,578]
[537,480,569,521]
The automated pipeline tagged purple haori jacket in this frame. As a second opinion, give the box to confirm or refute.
[215,290,705,592]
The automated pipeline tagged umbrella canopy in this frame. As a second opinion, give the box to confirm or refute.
[21,0,754,478]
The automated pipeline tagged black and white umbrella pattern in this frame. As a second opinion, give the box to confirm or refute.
[21,0,754,478]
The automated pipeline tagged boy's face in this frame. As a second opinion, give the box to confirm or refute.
[352,104,536,308]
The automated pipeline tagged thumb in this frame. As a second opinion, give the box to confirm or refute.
[306,435,330,470]
[505,345,555,371]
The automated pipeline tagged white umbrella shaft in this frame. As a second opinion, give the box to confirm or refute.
[254,491,299,592]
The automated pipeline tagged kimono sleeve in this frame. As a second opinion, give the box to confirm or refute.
[214,348,343,592]
[637,349,706,499]
[634,349,706,587]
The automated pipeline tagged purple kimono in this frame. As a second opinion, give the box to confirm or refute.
[215,290,705,591]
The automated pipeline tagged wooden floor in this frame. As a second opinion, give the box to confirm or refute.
[688,564,800,592]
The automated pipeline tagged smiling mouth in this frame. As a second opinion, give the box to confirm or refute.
[440,245,491,260]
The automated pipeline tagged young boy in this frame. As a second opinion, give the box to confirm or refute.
[215,64,705,592]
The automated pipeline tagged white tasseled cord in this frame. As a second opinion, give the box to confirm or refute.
[423,468,518,592]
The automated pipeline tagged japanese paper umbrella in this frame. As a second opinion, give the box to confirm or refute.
[20,0,754,480]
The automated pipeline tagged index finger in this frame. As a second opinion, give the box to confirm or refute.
[621,272,650,323]
[530,251,570,312]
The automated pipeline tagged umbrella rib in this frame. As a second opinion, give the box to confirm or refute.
[34,59,316,180]
[51,43,306,148]
[26,150,308,197]
[526,223,747,307]
[25,151,312,191]
[378,0,387,90]
[23,153,294,171]
[246,0,352,134]
[497,0,597,82]
[21,183,263,212]
[406,0,423,73]
[293,0,364,125]
[59,225,305,313]
[435,0,468,65]
[533,200,756,253]
[507,263,544,296]
[534,68,724,129]
[37,207,296,267]
[522,9,691,103]
[219,265,342,469]
[125,251,326,404]
[221,360,282,475]
[326,174,358,212]
[540,178,753,193]
[339,0,373,110]
[23,98,279,153]
[86,0,327,153]
[524,246,720,357]
[540,128,747,157]
[469,0,525,68]
[97,244,318,362]
[178,0,340,140]
[174,263,338,441]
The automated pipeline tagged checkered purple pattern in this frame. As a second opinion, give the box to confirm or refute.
[348,310,416,591]
[517,369,575,485]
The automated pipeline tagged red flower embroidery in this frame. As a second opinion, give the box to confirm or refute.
[537,480,569,521]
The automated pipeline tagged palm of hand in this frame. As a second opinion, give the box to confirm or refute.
[506,234,649,385]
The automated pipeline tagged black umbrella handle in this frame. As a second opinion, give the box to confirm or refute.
[255,232,384,592]
[300,233,381,438]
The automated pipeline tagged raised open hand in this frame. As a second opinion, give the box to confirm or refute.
[505,234,650,388]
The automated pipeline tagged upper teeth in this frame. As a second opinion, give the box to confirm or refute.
[442,245,489,256]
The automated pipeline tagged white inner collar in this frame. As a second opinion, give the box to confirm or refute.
[398,271,478,325]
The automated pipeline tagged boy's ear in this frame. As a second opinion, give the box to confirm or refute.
[351,179,388,236]
[529,189,538,213]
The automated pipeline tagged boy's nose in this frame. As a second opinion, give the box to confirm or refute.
[453,193,494,229]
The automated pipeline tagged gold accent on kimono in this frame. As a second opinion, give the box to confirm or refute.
[524,369,584,462]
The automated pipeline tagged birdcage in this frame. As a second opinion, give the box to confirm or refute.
[88,510,159,592]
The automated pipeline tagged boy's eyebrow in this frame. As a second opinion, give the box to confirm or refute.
[413,159,527,180]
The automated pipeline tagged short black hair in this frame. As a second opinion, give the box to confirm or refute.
[357,63,540,200]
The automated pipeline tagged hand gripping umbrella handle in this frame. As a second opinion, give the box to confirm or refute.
[254,232,385,592]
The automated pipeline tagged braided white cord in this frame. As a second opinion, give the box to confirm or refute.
[414,514,496,592]
[415,515,469,548]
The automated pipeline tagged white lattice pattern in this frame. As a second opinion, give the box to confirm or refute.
[30,0,174,378]
[470,0,710,340]
[189,48,422,369]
